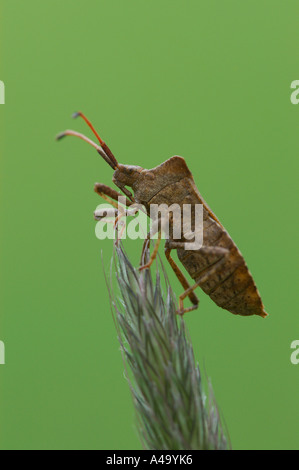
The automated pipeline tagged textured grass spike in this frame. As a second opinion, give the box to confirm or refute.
[110,245,230,451]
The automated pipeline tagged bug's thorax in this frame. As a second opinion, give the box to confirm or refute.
[114,156,194,206]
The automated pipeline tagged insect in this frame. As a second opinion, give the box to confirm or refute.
[57,113,268,318]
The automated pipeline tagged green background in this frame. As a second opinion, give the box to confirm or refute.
[1,0,298,450]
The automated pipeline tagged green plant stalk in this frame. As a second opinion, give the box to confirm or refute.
[109,246,230,450]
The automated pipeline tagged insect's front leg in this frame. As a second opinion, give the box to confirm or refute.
[112,180,136,203]
[94,183,133,244]
[94,183,133,208]
[94,207,119,221]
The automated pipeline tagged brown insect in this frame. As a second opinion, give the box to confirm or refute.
[57,113,268,318]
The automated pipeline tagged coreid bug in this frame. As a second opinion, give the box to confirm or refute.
[57,113,268,318]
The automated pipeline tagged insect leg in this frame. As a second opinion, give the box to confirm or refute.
[113,180,136,203]
[140,232,151,266]
[94,183,133,208]
[139,231,162,271]
[94,207,118,220]
[178,247,229,315]
[164,244,199,311]
[94,206,128,245]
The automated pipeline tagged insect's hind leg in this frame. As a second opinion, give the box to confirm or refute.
[164,243,199,313]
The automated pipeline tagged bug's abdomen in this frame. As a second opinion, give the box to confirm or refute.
[177,218,267,318]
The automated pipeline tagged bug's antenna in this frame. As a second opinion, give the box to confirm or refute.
[73,112,118,169]
[56,130,118,170]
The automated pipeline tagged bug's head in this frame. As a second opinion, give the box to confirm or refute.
[112,164,143,189]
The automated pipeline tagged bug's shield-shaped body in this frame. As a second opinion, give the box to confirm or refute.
[131,156,267,318]
[57,113,267,318]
